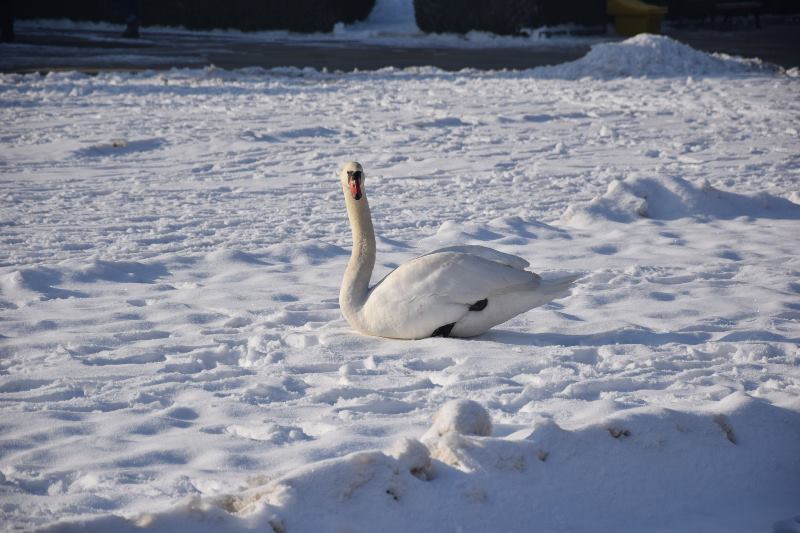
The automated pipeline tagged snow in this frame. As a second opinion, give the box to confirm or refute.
[536,33,776,78]
[1,32,800,532]
[334,0,419,37]
[422,399,493,440]
[560,173,800,227]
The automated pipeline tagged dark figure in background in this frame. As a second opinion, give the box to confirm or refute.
[121,0,140,38]
[1,0,14,43]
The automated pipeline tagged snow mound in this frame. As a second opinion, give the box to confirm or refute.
[423,399,493,441]
[0,267,88,305]
[388,437,433,480]
[262,240,347,265]
[54,393,800,532]
[537,34,774,79]
[73,259,169,283]
[335,0,420,35]
[560,174,800,228]
[0,259,171,305]
[225,422,311,444]
[204,248,270,266]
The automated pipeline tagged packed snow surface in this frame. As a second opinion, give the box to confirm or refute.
[1,36,800,532]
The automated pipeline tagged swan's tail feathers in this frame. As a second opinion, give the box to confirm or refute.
[539,274,580,298]
[451,274,580,337]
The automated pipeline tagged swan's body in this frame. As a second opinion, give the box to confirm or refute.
[339,162,577,340]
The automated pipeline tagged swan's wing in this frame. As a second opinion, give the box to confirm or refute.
[422,245,530,270]
[373,251,538,305]
[370,246,532,291]
[363,252,539,338]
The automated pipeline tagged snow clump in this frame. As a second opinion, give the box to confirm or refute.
[388,437,433,480]
[422,399,493,441]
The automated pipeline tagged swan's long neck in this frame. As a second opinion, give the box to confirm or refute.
[340,193,376,317]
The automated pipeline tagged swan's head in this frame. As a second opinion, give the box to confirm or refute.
[341,161,364,201]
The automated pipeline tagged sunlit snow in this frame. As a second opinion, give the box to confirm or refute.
[1,30,799,532]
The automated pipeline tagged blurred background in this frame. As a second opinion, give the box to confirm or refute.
[1,0,798,69]
[2,0,799,35]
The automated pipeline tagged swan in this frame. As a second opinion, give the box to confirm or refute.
[339,161,578,340]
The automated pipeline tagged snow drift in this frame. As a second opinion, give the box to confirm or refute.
[560,174,800,228]
[537,34,776,79]
[45,394,800,532]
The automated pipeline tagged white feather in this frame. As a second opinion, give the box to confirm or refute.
[339,162,578,339]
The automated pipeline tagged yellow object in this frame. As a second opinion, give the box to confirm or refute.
[607,0,668,36]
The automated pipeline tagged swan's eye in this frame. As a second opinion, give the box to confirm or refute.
[347,170,363,182]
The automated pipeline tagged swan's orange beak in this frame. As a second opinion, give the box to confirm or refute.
[349,175,362,200]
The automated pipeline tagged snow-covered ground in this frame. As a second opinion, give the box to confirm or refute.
[1,34,800,532]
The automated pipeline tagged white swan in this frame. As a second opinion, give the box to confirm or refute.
[339,162,578,340]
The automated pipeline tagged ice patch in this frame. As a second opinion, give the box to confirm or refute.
[560,174,800,228]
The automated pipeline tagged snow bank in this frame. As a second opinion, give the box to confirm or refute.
[560,174,800,228]
[537,34,775,79]
[47,394,800,533]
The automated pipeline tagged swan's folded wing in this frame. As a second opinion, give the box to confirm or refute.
[422,245,530,270]
[375,251,539,305]
[363,251,540,336]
